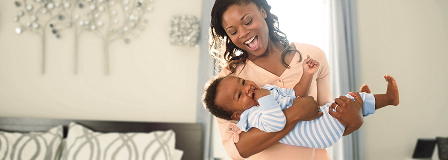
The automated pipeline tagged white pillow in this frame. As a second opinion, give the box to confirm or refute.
[61,122,176,160]
[173,149,184,160]
[0,126,63,160]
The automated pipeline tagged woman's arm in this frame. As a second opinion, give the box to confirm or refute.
[236,96,323,158]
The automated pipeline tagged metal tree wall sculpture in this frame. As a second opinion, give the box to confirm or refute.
[13,0,68,74]
[42,0,83,74]
[51,0,84,74]
[13,0,154,75]
[72,0,154,75]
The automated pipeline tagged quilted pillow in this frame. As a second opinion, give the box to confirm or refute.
[61,122,176,160]
[0,126,63,160]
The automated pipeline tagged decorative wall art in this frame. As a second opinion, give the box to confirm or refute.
[169,15,200,47]
[13,0,155,75]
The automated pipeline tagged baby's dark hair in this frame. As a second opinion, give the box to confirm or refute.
[203,76,233,120]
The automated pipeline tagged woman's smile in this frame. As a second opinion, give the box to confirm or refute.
[245,35,260,51]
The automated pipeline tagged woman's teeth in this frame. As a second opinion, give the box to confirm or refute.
[245,36,256,45]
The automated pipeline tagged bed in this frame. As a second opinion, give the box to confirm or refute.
[0,117,204,160]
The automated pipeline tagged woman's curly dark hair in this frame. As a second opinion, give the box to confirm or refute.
[203,77,233,120]
[210,0,290,75]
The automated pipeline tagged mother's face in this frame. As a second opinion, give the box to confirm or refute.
[221,2,270,59]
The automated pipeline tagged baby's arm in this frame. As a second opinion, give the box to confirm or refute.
[294,55,320,97]
[256,94,287,132]
[242,86,290,133]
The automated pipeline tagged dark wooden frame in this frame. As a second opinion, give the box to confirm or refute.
[0,117,203,160]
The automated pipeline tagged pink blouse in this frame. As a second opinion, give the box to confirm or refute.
[216,43,332,160]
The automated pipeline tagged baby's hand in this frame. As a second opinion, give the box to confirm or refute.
[303,55,319,75]
[254,88,271,101]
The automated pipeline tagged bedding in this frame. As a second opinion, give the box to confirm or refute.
[0,126,63,160]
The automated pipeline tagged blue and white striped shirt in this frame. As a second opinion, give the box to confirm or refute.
[236,84,375,148]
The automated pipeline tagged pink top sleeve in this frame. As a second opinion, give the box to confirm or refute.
[216,117,246,160]
[214,43,331,160]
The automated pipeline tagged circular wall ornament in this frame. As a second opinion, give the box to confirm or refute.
[26,4,33,11]
[14,1,21,7]
[47,3,54,9]
[17,11,24,17]
[32,23,39,29]
[169,15,200,47]
[15,27,22,34]
[30,15,37,21]
[58,15,65,20]
[90,4,96,10]
[64,2,71,8]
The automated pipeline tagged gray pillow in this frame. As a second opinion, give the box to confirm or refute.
[0,126,63,160]
[61,122,176,160]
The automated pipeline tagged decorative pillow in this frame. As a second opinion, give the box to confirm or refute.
[0,126,63,160]
[61,122,176,160]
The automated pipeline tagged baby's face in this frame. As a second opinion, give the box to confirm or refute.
[215,77,260,120]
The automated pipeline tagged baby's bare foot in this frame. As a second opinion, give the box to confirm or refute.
[385,75,399,106]
[360,84,371,93]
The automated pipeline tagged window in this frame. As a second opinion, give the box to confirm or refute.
[268,0,331,59]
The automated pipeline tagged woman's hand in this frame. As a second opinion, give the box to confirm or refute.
[328,92,364,136]
[287,96,323,122]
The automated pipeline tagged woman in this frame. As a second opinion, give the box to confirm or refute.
[209,0,364,159]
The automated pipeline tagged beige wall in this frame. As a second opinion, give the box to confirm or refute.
[0,0,203,123]
[357,0,448,159]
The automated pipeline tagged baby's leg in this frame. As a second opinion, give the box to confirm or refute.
[360,84,371,93]
[373,75,400,110]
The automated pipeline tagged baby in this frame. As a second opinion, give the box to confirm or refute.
[203,56,399,148]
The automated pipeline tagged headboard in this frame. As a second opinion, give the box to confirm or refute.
[0,117,204,160]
